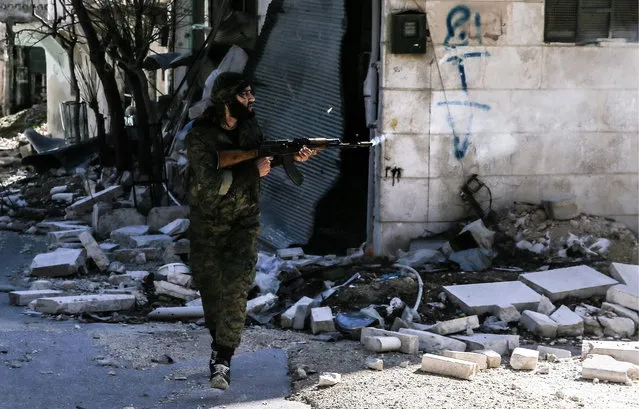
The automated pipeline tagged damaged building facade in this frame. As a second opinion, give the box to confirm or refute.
[6,0,637,256]
[0,0,48,117]
[372,0,639,254]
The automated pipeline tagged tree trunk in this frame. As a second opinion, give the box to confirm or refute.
[3,21,15,116]
[70,0,130,170]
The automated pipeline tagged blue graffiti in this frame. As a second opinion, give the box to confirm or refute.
[444,5,483,47]
[445,52,491,92]
[437,101,491,111]
[440,7,491,160]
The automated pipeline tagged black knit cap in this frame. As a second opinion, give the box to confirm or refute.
[211,72,250,104]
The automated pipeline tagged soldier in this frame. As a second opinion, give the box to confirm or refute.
[185,72,316,390]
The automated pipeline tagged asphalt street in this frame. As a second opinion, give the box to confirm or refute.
[0,230,308,409]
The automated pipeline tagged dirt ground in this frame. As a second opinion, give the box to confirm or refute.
[91,324,638,409]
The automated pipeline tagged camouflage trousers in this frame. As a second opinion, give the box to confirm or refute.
[189,222,258,350]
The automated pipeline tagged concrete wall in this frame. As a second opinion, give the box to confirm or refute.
[374,0,639,255]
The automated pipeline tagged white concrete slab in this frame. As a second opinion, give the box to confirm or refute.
[443,281,541,315]
[519,265,618,302]
[610,263,639,290]
[451,334,520,356]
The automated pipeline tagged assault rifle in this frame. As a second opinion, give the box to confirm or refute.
[218,137,373,185]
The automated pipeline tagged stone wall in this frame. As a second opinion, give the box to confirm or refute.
[373,0,639,255]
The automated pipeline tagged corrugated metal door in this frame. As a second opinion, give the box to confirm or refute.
[247,0,346,250]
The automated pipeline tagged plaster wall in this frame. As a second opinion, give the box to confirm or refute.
[374,0,639,255]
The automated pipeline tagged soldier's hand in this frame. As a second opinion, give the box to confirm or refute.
[293,146,318,162]
[256,156,273,177]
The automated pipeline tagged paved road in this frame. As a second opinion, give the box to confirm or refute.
[0,231,309,409]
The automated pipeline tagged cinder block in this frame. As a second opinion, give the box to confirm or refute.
[310,307,336,334]
[581,340,639,365]
[521,310,558,338]
[399,328,467,353]
[582,355,639,384]
[281,296,317,329]
[550,305,584,337]
[420,354,477,380]
[441,350,488,370]
[9,290,64,306]
[472,350,501,368]
[431,315,480,336]
[510,348,539,371]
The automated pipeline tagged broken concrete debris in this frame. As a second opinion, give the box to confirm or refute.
[581,340,639,366]
[420,354,477,380]
[30,248,86,277]
[581,354,639,384]
[519,265,619,302]
[542,194,580,221]
[441,350,488,370]
[510,348,539,371]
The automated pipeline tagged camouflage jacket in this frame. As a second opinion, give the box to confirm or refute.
[185,117,263,229]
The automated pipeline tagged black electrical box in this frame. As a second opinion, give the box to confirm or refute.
[391,12,427,54]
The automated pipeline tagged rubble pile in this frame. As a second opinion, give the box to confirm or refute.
[1,161,637,387]
[496,201,639,265]
[0,104,47,140]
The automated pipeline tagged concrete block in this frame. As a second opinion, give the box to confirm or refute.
[51,193,74,203]
[159,219,190,236]
[310,307,336,334]
[598,316,636,338]
[8,290,64,306]
[391,317,410,332]
[366,357,384,371]
[362,336,402,353]
[147,306,204,321]
[538,345,572,360]
[99,243,119,252]
[361,327,419,354]
[281,296,315,329]
[29,280,52,290]
[67,185,123,214]
[519,265,618,302]
[510,348,539,371]
[128,235,173,249]
[50,186,68,195]
[443,281,541,316]
[607,284,639,312]
[29,249,86,277]
[166,272,192,288]
[581,340,639,366]
[582,355,639,384]
[246,293,278,314]
[112,249,145,263]
[610,263,639,289]
[494,304,521,323]
[431,315,480,336]
[521,310,558,338]
[542,195,579,220]
[110,225,150,244]
[536,295,556,315]
[420,354,477,380]
[154,281,199,301]
[156,263,190,280]
[147,206,190,232]
[473,350,501,368]
[399,328,467,353]
[30,294,135,314]
[451,334,520,356]
[46,229,88,245]
[441,350,488,370]
[78,231,110,272]
[94,207,146,239]
[601,302,639,325]
[37,221,90,232]
[550,305,584,337]
[276,247,305,260]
